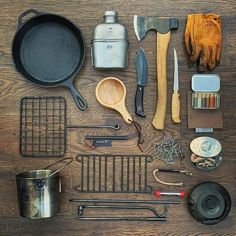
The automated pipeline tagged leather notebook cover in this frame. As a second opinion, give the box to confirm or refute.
[188,92,223,129]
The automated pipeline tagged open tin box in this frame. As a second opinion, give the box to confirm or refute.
[191,74,220,110]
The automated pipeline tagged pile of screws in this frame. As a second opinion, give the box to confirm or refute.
[153,136,184,164]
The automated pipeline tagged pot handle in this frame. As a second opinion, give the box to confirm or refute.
[18,9,41,29]
[65,80,88,111]
[44,157,73,177]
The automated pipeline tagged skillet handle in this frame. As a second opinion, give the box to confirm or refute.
[18,9,41,29]
[65,80,88,111]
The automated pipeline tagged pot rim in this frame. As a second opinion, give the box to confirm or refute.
[16,169,58,180]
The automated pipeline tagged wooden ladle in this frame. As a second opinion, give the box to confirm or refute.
[96,77,132,124]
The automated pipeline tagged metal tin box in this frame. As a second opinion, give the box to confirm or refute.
[91,11,129,69]
[191,74,221,109]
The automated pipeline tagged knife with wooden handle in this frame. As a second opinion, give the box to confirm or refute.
[171,48,181,123]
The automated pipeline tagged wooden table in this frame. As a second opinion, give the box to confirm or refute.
[0,0,235,235]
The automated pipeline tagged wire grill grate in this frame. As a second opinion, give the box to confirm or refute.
[76,154,153,193]
[20,96,66,157]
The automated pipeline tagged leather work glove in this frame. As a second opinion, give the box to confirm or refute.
[185,13,222,72]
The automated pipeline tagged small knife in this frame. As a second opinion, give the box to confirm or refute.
[171,49,181,123]
[135,48,148,117]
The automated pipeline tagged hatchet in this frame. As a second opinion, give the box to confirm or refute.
[133,16,179,129]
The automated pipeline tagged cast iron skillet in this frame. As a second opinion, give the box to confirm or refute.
[12,9,87,110]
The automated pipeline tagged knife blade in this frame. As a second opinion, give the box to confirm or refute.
[135,47,148,117]
[171,48,181,123]
[173,49,179,91]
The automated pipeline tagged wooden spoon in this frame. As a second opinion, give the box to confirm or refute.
[96,77,132,124]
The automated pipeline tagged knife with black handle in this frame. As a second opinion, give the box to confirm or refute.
[135,48,148,117]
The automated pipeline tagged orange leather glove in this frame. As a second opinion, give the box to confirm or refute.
[185,13,222,72]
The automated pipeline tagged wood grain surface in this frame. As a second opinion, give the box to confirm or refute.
[0,0,236,235]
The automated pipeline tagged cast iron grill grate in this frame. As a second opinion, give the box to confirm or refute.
[75,154,153,193]
[20,96,66,157]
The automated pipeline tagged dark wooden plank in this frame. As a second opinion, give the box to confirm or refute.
[0,0,236,235]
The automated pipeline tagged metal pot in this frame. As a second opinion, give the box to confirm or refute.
[16,158,73,219]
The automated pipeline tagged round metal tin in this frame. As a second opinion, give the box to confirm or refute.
[190,137,222,158]
[190,153,223,171]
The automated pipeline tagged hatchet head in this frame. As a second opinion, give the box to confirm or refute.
[133,15,179,41]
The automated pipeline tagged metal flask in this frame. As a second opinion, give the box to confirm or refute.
[91,11,129,69]
[16,158,72,219]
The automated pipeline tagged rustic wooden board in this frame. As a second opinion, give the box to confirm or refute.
[0,0,236,235]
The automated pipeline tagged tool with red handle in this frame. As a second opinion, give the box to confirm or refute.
[154,189,186,199]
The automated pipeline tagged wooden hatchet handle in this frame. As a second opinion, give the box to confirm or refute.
[152,31,170,130]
